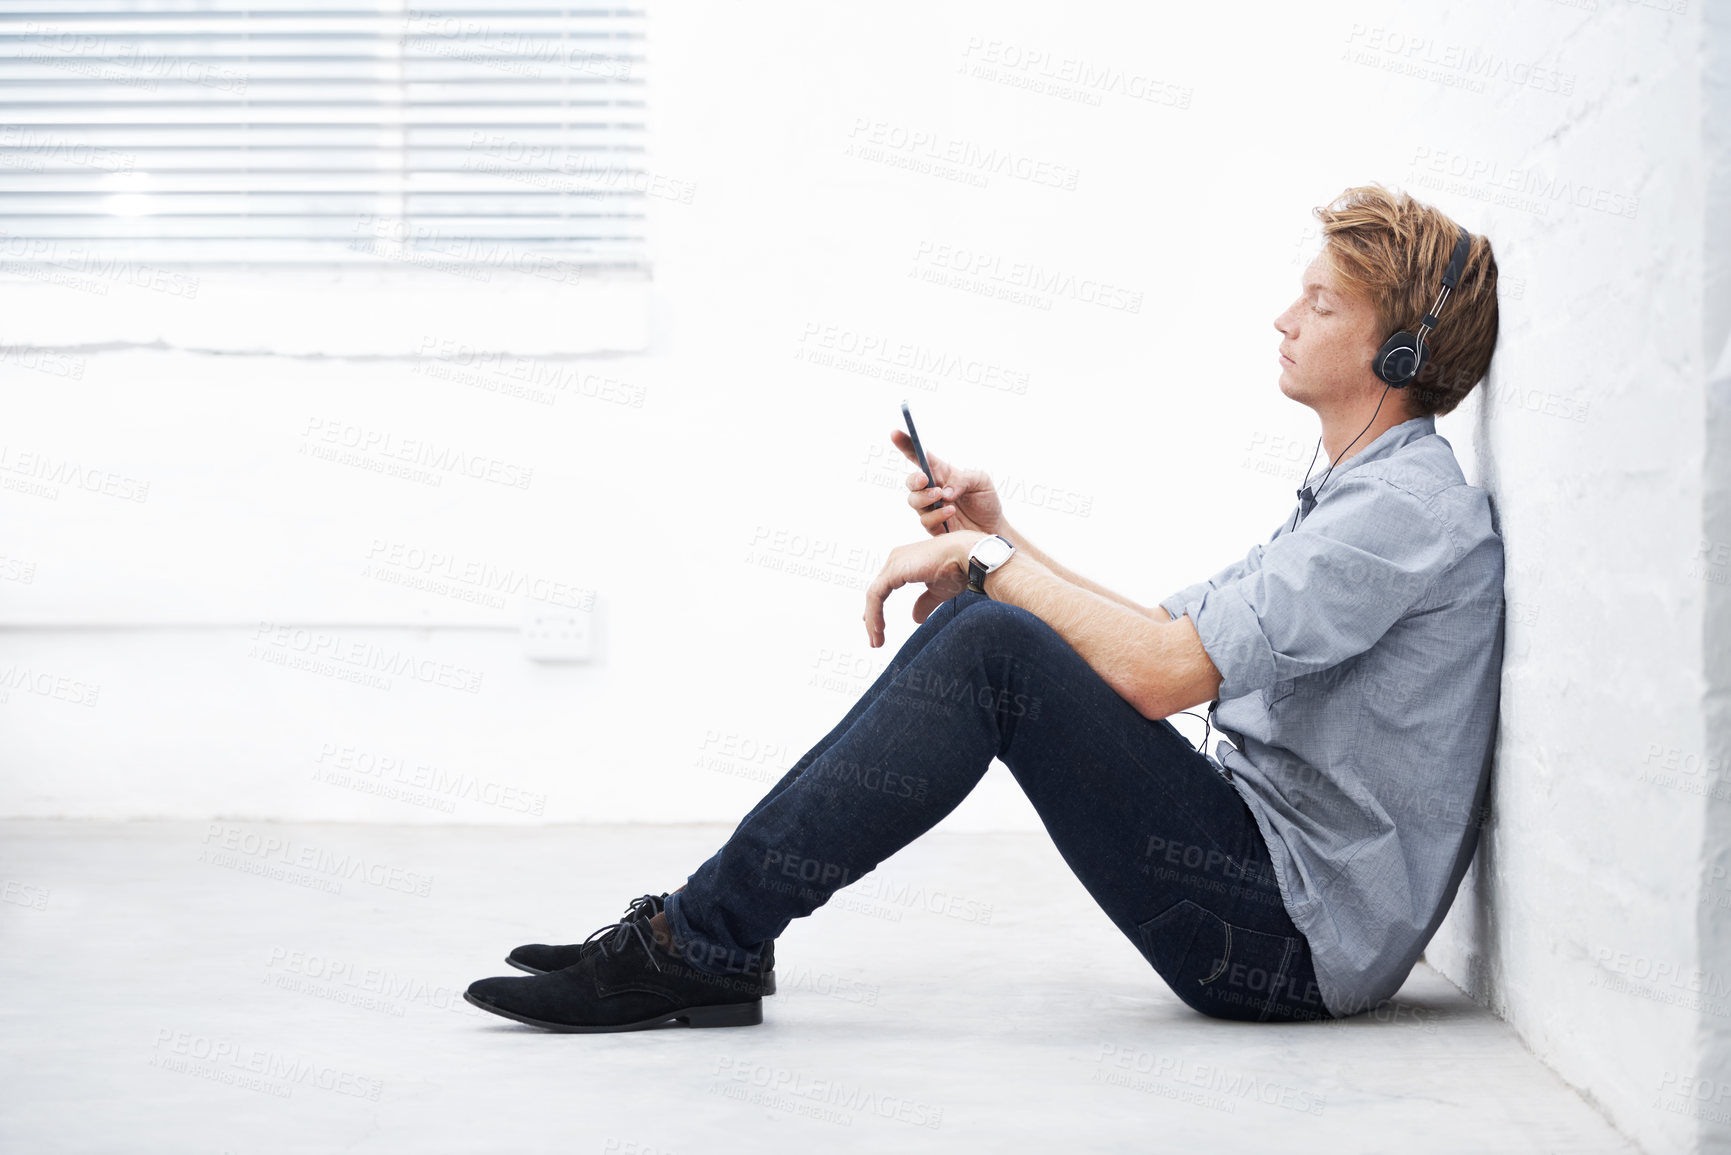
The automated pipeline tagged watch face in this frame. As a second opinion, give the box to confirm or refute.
[974,534,1014,569]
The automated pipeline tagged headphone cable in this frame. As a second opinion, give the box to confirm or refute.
[1289,380,1393,532]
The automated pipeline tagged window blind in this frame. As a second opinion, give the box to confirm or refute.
[0,2,648,272]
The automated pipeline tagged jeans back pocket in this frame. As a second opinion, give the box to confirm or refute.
[1138,899,1228,987]
[1137,899,1310,1022]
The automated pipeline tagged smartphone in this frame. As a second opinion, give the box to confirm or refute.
[901,400,950,533]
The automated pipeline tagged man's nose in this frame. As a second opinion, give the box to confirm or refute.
[1279,296,1307,331]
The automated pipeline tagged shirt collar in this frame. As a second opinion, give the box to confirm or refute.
[1303,414,1435,493]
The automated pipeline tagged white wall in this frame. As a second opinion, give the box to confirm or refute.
[1693,9,1731,1155]
[0,1,1716,1150]
[1415,5,1716,1155]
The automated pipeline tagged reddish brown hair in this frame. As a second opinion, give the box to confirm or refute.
[1313,184,1500,417]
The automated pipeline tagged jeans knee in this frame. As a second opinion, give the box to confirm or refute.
[948,596,1048,646]
[945,588,990,618]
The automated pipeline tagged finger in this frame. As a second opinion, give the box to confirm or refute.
[906,482,955,517]
[906,467,951,495]
[911,586,946,623]
[892,438,950,484]
[919,503,958,532]
[862,563,904,648]
[906,475,959,508]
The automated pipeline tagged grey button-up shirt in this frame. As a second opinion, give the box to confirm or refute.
[1159,415,1504,1017]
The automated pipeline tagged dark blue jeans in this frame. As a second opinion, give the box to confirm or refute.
[664,589,1334,1023]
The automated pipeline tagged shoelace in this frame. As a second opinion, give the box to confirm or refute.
[581,893,670,973]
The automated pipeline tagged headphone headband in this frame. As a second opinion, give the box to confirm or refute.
[1438,224,1471,290]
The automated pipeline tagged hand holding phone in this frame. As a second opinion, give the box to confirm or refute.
[892,403,1006,537]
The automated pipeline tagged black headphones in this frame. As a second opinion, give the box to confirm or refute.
[1288,222,1473,535]
[1371,224,1472,388]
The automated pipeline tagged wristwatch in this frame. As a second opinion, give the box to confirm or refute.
[966,534,1017,595]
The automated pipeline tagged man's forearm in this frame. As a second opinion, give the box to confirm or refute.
[996,518,1160,620]
[978,549,1219,720]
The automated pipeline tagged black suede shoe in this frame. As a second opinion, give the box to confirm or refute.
[467,911,767,1032]
[507,892,778,995]
[505,893,664,975]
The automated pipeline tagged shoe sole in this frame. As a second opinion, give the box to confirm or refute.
[505,956,779,995]
[464,991,762,1032]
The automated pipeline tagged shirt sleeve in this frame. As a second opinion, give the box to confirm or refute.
[1157,516,1288,623]
[1187,475,1459,700]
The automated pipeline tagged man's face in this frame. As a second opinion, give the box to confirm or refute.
[1273,250,1391,412]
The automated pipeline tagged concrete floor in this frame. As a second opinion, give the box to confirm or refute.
[0,820,1641,1155]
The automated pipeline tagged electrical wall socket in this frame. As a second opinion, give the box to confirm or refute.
[521,599,595,662]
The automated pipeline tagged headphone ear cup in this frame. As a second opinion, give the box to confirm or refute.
[1375,331,1419,387]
